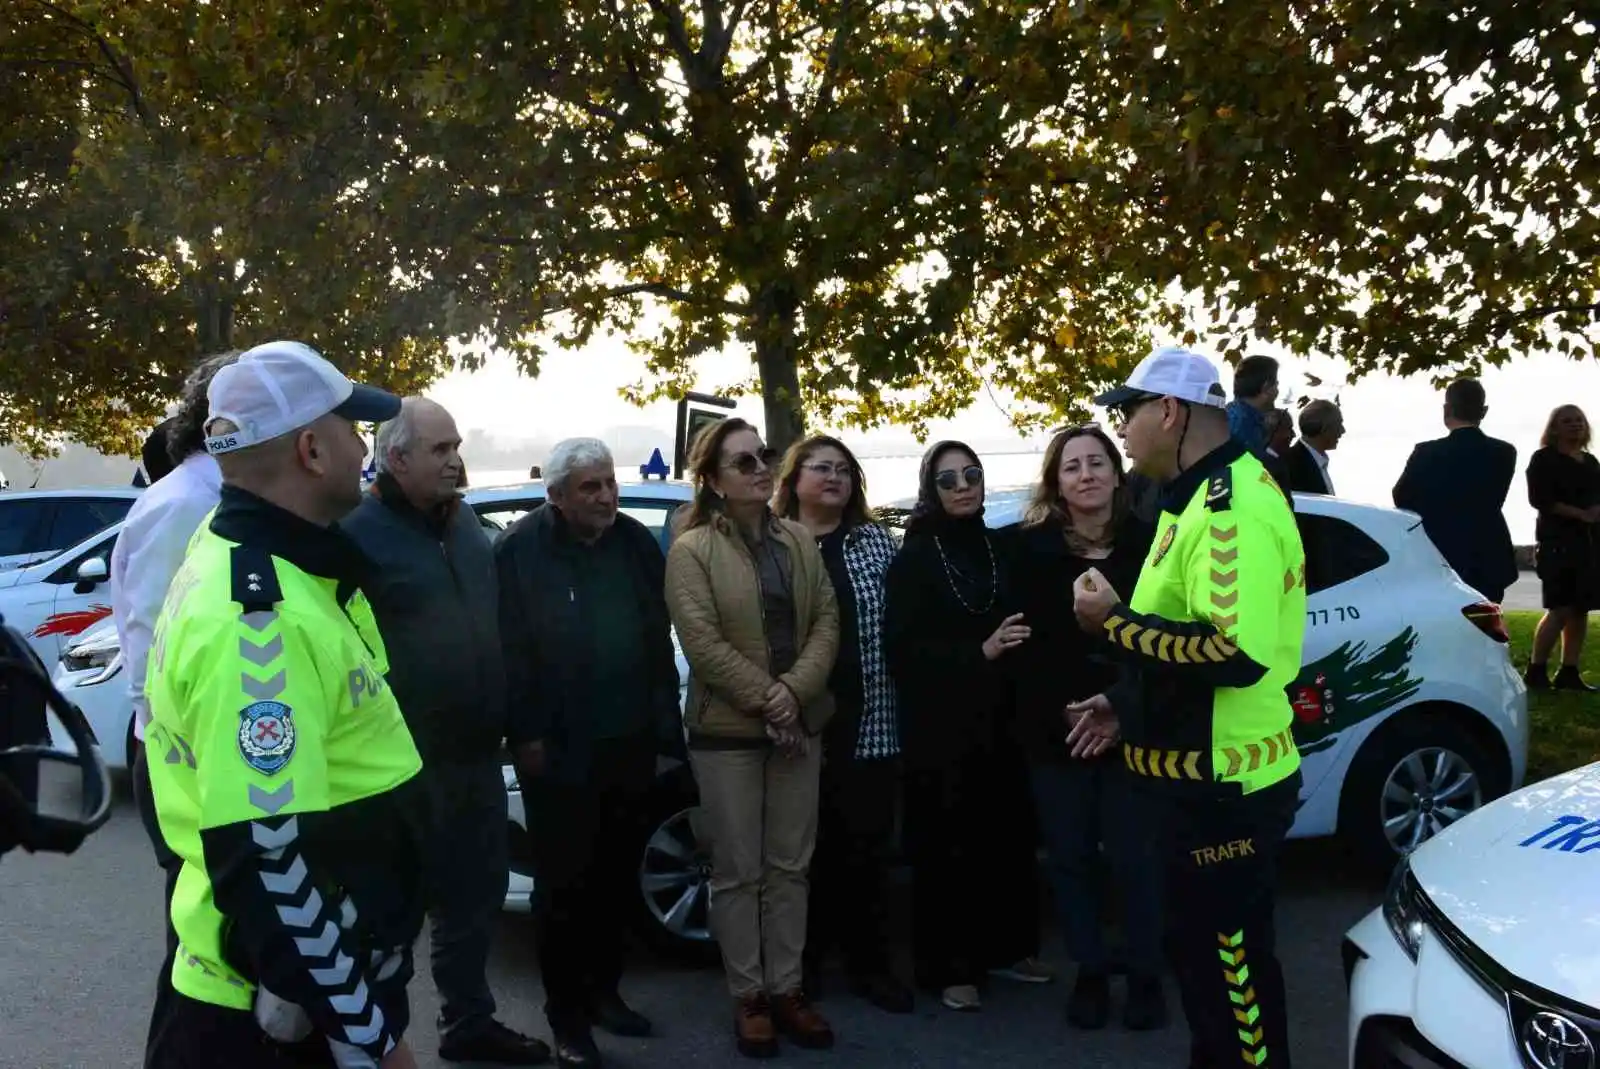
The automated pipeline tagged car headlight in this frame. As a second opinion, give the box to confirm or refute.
[1382,858,1427,962]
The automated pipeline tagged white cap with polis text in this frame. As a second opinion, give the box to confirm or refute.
[1095,346,1229,410]
[204,341,400,455]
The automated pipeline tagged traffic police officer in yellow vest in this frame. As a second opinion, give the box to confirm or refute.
[1066,347,1306,1069]
[144,341,428,1069]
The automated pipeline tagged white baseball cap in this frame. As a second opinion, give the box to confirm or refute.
[1095,346,1229,410]
[204,341,401,455]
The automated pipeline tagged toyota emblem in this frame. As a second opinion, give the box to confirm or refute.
[1523,1011,1596,1069]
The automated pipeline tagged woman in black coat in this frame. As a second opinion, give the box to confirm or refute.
[1013,425,1165,1031]
[1526,404,1600,690]
[883,441,1049,1013]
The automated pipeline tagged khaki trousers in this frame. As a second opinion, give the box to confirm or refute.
[691,744,822,998]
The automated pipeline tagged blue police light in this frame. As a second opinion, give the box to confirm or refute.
[640,447,671,481]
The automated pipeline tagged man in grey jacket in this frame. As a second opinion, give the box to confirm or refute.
[343,397,548,1066]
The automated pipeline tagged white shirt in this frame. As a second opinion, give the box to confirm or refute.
[110,452,223,740]
[1304,443,1335,494]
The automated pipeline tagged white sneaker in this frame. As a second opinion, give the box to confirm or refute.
[940,984,982,1011]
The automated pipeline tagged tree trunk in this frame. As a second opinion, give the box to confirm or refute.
[752,282,806,454]
[195,278,234,354]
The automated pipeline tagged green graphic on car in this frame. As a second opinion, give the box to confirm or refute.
[1290,627,1423,756]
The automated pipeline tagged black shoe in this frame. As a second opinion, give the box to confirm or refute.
[591,992,652,1038]
[553,1029,603,1069]
[439,1019,552,1065]
[1064,969,1111,1030]
[848,972,915,1015]
[1554,665,1596,692]
[1123,974,1168,1031]
[1525,663,1551,690]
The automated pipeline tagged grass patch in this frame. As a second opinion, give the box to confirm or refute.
[1504,610,1600,782]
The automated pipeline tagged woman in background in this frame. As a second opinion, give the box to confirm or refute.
[1014,425,1166,1031]
[666,418,841,1058]
[776,436,912,1014]
[884,441,1051,1013]
[1525,404,1600,691]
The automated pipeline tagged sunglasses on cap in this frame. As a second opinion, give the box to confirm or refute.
[724,447,780,476]
[935,465,984,491]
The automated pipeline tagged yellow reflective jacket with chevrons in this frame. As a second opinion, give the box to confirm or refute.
[1102,441,1306,795]
[146,488,427,1067]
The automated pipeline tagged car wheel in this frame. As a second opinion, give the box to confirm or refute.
[633,792,717,961]
[1339,713,1501,868]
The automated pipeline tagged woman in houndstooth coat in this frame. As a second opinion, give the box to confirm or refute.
[774,436,913,1016]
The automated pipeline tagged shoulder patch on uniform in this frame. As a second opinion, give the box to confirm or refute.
[1151,522,1179,566]
[230,546,283,610]
[238,700,296,775]
[1205,468,1233,511]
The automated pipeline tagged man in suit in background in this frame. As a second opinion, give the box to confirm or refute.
[1392,379,1519,604]
[1286,400,1342,495]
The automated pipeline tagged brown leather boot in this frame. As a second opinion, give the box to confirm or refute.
[734,993,778,1059]
[771,990,836,1050]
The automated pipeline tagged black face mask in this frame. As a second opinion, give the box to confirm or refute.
[0,617,112,860]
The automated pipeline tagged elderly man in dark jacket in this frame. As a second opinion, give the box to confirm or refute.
[342,397,549,1067]
[496,437,683,1069]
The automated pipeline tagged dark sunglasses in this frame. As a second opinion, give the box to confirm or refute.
[725,447,779,475]
[935,465,984,491]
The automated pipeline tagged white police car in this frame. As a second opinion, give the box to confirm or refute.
[0,491,139,673]
[1344,760,1600,1068]
[880,486,1529,865]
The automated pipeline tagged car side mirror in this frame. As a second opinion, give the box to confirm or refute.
[73,558,108,592]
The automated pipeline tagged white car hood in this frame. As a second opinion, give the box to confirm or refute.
[1411,761,1600,1009]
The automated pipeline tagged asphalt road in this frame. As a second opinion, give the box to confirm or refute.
[0,779,1382,1069]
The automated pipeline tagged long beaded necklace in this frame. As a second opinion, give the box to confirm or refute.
[934,533,998,615]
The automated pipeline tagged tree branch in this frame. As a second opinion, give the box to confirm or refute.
[720,0,755,63]
[701,0,725,65]
[602,0,682,148]
[534,282,750,319]
[768,0,878,223]
[1505,302,1600,322]
[21,0,152,125]
[644,0,699,73]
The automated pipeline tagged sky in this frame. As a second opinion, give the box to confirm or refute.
[427,332,1600,544]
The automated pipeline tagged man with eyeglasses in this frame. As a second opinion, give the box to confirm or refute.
[1064,347,1307,1069]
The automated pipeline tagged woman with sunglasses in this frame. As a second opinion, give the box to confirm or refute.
[1014,425,1167,1031]
[773,436,913,1016]
[665,418,841,1058]
[884,441,1052,1013]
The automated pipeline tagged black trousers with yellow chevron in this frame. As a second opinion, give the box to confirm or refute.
[1143,771,1301,1069]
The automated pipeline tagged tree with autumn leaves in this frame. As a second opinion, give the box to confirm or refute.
[2,0,1596,456]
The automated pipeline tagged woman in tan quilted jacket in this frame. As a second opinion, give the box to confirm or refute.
[665,417,841,1059]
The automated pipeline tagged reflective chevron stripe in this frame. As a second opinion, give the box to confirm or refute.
[251,810,389,1056]
[1219,930,1268,1065]
[1122,728,1297,784]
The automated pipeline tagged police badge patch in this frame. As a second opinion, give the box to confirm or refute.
[238,701,296,775]
[1151,522,1178,566]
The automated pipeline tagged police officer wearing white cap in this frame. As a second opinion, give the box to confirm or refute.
[1065,347,1308,1069]
[143,341,429,1069]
